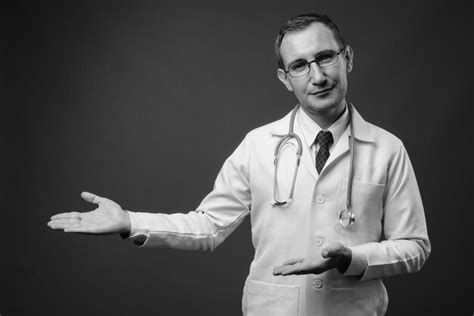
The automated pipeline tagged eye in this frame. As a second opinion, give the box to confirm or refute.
[316,52,337,66]
[289,61,308,73]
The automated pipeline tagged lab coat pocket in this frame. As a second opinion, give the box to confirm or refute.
[330,279,387,316]
[243,279,300,316]
[335,179,385,236]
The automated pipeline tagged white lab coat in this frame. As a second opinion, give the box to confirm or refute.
[128,105,431,316]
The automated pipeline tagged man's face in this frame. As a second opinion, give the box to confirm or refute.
[277,22,353,117]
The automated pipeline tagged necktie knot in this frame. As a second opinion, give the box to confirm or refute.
[316,131,334,148]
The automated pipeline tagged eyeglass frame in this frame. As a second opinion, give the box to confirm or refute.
[283,46,347,78]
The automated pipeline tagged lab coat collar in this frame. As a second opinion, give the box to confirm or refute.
[269,104,374,180]
[349,104,375,143]
[270,103,374,143]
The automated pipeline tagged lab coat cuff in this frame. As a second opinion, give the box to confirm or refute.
[121,211,149,246]
[343,247,368,277]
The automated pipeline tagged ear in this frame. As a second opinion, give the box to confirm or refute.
[277,68,294,92]
[343,45,354,73]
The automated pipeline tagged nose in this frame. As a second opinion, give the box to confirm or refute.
[309,62,326,85]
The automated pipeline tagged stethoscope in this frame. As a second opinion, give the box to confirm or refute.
[272,103,356,229]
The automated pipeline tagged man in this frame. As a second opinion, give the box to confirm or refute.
[48,13,430,315]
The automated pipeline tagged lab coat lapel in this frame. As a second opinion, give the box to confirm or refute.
[322,128,350,174]
[269,104,374,180]
[321,104,375,175]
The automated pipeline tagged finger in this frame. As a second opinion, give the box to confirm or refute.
[273,263,303,276]
[281,264,303,276]
[273,266,287,275]
[273,258,302,275]
[48,218,81,230]
[63,225,89,233]
[63,222,104,234]
[81,191,102,205]
[283,260,332,276]
[49,220,96,234]
[282,257,304,266]
[50,212,82,220]
[48,218,81,226]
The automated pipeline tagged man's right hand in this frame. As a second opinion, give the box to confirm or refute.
[47,192,131,235]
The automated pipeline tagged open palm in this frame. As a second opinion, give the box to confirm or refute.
[48,192,131,235]
[273,242,352,276]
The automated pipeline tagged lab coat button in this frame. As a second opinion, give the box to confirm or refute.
[312,279,323,289]
[316,195,325,204]
[313,237,324,246]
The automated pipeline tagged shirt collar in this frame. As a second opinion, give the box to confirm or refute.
[297,103,349,148]
[270,103,374,143]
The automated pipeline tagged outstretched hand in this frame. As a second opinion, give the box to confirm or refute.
[273,242,352,276]
[47,192,131,235]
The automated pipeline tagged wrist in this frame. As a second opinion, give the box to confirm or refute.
[336,247,352,274]
[120,211,132,236]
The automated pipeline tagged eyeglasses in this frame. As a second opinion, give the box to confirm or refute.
[284,47,346,78]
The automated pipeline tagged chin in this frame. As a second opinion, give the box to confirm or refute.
[305,101,339,114]
[305,95,344,114]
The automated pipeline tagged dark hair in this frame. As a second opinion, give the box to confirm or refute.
[275,13,346,69]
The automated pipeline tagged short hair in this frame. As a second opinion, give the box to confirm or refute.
[274,13,346,69]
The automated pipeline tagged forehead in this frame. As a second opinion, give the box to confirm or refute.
[280,22,339,66]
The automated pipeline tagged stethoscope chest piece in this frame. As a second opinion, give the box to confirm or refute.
[339,208,355,228]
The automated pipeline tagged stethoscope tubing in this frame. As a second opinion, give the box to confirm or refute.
[346,104,355,212]
[273,107,302,206]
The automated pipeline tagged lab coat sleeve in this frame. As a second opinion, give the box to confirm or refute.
[344,142,431,280]
[125,136,252,251]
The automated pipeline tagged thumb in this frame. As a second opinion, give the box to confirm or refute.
[81,191,102,204]
[321,242,345,258]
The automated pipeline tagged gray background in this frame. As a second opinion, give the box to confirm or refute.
[3,0,473,315]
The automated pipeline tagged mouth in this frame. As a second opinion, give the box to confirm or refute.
[311,86,335,96]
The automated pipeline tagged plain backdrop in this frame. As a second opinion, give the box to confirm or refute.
[3,0,473,315]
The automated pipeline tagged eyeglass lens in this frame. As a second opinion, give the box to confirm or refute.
[288,49,343,77]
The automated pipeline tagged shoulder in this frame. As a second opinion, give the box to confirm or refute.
[246,121,277,138]
[363,121,411,166]
[367,122,403,148]
[352,105,404,153]
[352,104,407,162]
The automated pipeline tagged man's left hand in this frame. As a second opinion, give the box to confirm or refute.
[273,242,352,276]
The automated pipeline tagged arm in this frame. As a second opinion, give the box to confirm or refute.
[344,142,431,280]
[48,137,252,251]
[126,137,252,250]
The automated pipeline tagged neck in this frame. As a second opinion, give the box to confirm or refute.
[303,102,346,130]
